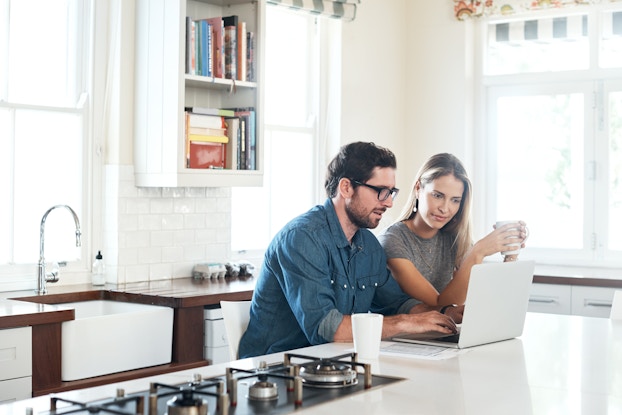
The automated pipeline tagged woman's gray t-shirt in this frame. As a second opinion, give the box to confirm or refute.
[377,222,456,304]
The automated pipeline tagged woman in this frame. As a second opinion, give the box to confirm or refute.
[378,153,527,308]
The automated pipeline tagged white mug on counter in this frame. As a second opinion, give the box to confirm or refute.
[352,313,383,360]
[495,220,529,256]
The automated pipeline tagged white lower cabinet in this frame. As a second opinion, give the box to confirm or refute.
[204,308,229,364]
[571,286,617,318]
[528,283,572,315]
[529,283,617,318]
[0,326,32,402]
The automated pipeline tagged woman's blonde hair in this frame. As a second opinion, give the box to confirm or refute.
[397,153,473,266]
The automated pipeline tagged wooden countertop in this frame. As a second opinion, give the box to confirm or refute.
[1,276,256,329]
[0,299,75,329]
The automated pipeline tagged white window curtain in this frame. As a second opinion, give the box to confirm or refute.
[267,0,359,21]
[452,0,617,20]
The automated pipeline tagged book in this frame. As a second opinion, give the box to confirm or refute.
[225,117,240,169]
[186,112,226,129]
[185,107,235,117]
[188,126,226,136]
[188,141,226,169]
[187,134,229,144]
[223,15,238,80]
[206,17,224,78]
[185,16,194,74]
[246,31,255,82]
[199,20,211,77]
[228,108,256,170]
[237,21,247,81]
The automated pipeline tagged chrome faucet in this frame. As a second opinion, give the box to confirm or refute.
[37,205,82,295]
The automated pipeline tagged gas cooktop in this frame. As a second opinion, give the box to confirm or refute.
[37,353,403,415]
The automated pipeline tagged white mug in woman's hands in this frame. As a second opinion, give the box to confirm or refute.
[495,220,529,256]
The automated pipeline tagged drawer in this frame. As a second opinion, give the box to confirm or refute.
[0,326,32,381]
[0,377,32,403]
[571,286,616,318]
[528,283,571,315]
[205,318,228,348]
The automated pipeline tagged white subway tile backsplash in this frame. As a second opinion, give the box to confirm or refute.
[125,231,150,248]
[126,198,151,214]
[151,231,175,247]
[149,263,174,281]
[118,214,139,232]
[162,215,185,230]
[183,214,207,229]
[162,187,186,198]
[124,265,151,283]
[150,199,174,214]
[138,247,162,264]
[183,245,207,262]
[173,199,194,214]
[185,187,207,198]
[103,165,232,285]
[174,230,196,246]
[162,246,184,262]
[138,214,162,231]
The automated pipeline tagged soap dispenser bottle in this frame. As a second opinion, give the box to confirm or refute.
[92,251,106,286]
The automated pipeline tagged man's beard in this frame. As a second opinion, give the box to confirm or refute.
[345,198,383,230]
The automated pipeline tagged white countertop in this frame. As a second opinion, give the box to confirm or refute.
[2,312,621,414]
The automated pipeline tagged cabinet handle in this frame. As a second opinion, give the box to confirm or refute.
[584,300,612,308]
[529,298,557,304]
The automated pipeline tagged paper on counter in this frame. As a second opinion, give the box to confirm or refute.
[380,342,468,360]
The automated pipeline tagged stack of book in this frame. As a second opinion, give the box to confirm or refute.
[185,107,232,169]
[185,14,256,82]
[185,106,256,171]
[224,107,256,170]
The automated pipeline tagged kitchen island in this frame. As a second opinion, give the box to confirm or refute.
[2,312,620,414]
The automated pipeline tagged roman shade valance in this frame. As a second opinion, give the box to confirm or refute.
[267,0,359,21]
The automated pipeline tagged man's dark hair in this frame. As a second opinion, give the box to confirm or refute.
[324,141,397,198]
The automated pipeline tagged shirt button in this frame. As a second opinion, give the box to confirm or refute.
[331,280,334,284]
[343,284,347,289]
[362,285,366,289]
[374,283,378,287]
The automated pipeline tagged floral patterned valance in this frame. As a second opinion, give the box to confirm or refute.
[453,0,620,20]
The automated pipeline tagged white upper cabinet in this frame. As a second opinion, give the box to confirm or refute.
[134,0,264,187]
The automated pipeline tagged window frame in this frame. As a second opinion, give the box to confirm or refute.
[477,6,622,269]
[0,0,104,291]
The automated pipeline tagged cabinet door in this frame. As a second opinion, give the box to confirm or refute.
[0,377,32,403]
[528,283,572,315]
[0,326,32,381]
[571,286,616,317]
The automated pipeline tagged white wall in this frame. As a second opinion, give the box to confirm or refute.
[96,1,475,284]
[341,1,474,230]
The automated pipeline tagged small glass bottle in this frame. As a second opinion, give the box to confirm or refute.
[92,251,106,286]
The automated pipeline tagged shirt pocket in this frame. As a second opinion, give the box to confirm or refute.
[356,274,383,291]
[353,273,384,311]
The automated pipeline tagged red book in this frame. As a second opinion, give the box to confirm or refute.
[206,17,224,78]
[188,141,226,169]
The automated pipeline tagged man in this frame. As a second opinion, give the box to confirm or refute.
[238,142,457,358]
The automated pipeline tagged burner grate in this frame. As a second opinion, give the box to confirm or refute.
[48,389,144,415]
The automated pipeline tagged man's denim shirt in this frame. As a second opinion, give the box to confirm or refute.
[238,199,417,358]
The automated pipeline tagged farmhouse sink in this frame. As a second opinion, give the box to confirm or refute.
[59,300,173,381]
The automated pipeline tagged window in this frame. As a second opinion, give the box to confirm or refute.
[481,5,622,267]
[231,6,329,258]
[0,0,94,290]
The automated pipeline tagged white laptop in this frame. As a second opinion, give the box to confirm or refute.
[392,260,535,349]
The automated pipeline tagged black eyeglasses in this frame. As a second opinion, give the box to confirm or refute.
[351,179,399,201]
